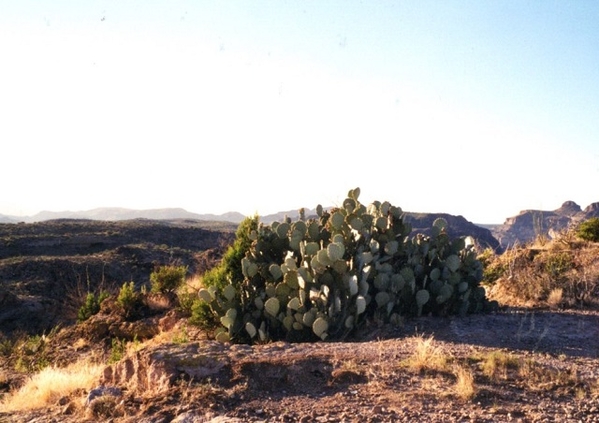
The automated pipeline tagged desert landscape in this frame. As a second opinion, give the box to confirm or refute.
[1,203,599,422]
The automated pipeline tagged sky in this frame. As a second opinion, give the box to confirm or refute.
[1,1,598,224]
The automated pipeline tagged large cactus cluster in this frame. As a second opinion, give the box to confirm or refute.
[199,188,496,343]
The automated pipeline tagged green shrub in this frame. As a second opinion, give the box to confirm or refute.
[543,251,573,279]
[0,338,14,357]
[108,338,127,364]
[117,281,140,318]
[176,290,197,315]
[202,215,259,290]
[77,291,110,322]
[189,299,218,329]
[576,217,599,242]
[13,334,50,372]
[150,265,188,294]
[478,248,506,284]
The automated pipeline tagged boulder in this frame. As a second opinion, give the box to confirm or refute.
[100,341,231,394]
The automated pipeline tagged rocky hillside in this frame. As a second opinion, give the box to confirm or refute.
[492,201,599,249]
[0,219,236,336]
[403,212,501,252]
[6,201,599,254]
[0,212,502,337]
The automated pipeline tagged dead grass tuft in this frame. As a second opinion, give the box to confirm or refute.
[86,394,125,419]
[404,335,449,373]
[591,379,599,400]
[453,365,476,401]
[481,350,519,380]
[519,358,580,391]
[0,358,103,412]
[546,288,563,309]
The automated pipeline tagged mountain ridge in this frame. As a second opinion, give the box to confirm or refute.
[3,201,599,253]
[0,206,500,225]
[492,200,599,249]
[0,207,247,224]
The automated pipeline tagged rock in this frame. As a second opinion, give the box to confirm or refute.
[584,202,599,217]
[85,385,122,405]
[101,341,231,393]
[205,417,245,423]
[170,411,202,423]
[491,200,599,249]
[555,201,582,216]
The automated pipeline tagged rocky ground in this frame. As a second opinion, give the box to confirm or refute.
[1,303,598,422]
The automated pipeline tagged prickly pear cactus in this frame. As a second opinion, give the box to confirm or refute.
[199,188,495,344]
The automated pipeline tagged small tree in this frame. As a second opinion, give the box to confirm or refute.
[150,265,188,294]
[576,217,599,242]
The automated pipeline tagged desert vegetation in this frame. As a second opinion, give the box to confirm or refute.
[195,188,496,344]
[481,225,599,309]
[1,189,599,422]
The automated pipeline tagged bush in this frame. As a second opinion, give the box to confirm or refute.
[189,299,218,329]
[202,215,259,290]
[576,217,599,242]
[478,248,506,284]
[117,282,140,318]
[176,290,196,315]
[485,238,599,308]
[542,251,573,279]
[150,265,188,294]
[108,338,127,364]
[77,291,110,322]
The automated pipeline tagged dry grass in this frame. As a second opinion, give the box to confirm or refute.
[453,365,476,401]
[0,369,7,387]
[485,238,599,308]
[403,335,450,372]
[85,393,126,420]
[183,274,205,291]
[481,350,519,380]
[546,287,564,308]
[591,379,599,399]
[478,349,582,394]
[1,358,103,412]
[518,358,580,391]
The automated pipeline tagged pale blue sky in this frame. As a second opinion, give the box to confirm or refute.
[1,1,598,223]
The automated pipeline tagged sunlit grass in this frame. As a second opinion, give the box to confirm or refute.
[403,335,449,372]
[453,365,476,401]
[546,287,563,308]
[1,359,103,413]
[481,350,519,380]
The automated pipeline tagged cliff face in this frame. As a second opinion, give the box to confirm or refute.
[492,201,599,249]
[403,212,502,252]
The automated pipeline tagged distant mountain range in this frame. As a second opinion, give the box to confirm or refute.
[0,207,328,225]
[0,208,248,224]
[2,201,599,252]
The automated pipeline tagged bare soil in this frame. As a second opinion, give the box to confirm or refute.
[2,306,599,423]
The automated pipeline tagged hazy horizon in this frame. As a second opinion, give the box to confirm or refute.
[3,196,597,225]
[2,2,598,223]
